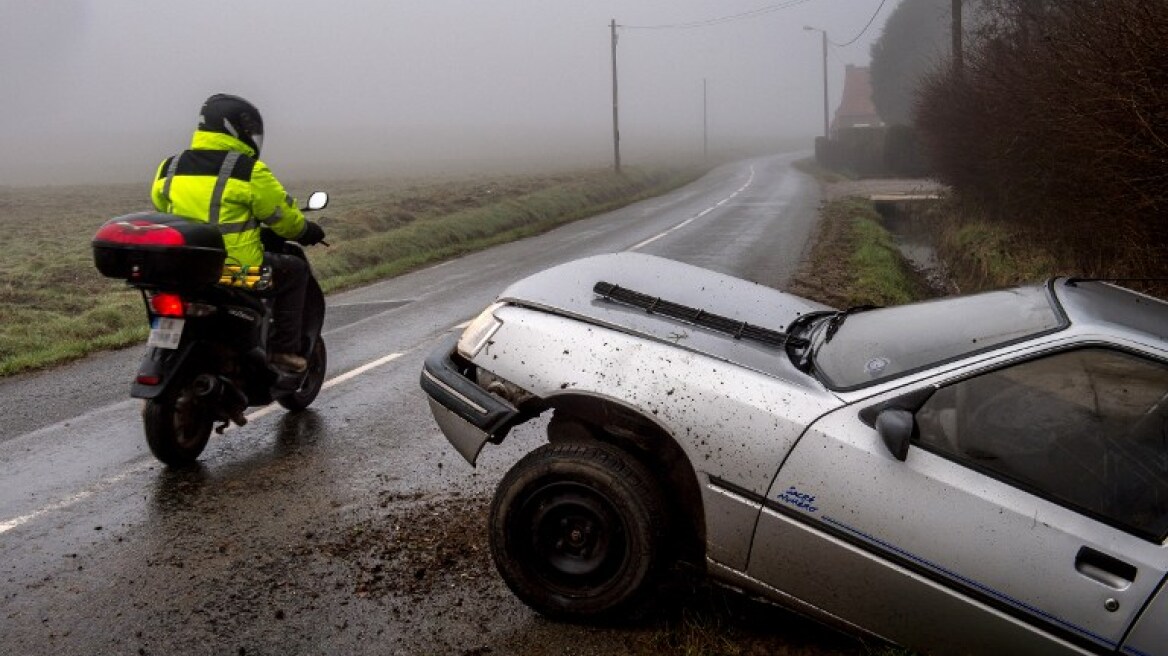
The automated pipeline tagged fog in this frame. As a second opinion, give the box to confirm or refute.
[0,0,894,186]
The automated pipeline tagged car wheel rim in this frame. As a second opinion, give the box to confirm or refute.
[521,482,628,593]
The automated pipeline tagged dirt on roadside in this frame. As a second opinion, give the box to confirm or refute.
[311,492,885,656]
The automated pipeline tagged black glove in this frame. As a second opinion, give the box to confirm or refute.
[297,221,325,246]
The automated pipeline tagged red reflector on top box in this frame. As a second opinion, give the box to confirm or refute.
[92,212,226,288]
[94,218,187,246]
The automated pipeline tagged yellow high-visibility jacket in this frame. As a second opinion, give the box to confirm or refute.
[151,130,306,268]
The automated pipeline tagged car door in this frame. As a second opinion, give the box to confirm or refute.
[747,346,1168,655]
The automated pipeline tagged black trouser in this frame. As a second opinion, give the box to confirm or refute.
[264,252,309,354]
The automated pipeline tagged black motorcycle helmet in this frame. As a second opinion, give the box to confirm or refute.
[198,93,264,156]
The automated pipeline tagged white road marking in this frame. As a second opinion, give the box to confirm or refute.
[321,352,403,390]
[0,350,405,535]
[0,461,154,534]
[328,300,412,309]
[626,165,756,251]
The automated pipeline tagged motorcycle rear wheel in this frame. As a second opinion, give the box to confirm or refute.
[276,338,327,411]
[143,383,214,467]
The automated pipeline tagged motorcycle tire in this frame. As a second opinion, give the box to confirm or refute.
[276,338,327,412]
[143,382,214,467]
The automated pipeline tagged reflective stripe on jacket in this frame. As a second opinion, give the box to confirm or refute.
[150,131,306,268]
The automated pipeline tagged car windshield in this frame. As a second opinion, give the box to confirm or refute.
[811,284,1066,390]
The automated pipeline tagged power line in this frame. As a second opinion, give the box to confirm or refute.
[829,0,889,47]
[620,0,816,30]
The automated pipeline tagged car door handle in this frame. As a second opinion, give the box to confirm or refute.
[1075,546,1137,590]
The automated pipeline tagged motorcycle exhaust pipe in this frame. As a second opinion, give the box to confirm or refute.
[220,377,249,416]
[192,374,250,433]
[192,374,221,398]
[215,375,249,430]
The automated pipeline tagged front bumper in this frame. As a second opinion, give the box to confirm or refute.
[419,334,519,466]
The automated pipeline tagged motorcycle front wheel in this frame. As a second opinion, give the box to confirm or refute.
[143,382,214,467]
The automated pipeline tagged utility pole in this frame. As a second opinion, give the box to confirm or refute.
[803,26,830,139]
[702,78,708,160]
[952,0,963,78]
[610,18,621,173]
[819,29,828,138]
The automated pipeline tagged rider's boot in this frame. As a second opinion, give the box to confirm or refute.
[270,352,307,373]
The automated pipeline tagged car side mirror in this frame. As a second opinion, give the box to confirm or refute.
[304,191,329,211]
[875,408,914,461]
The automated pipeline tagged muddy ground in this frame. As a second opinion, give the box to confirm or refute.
[289,490,885,656]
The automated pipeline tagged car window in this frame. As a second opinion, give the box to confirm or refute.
[813,285,1064,389]
[914,348,1168,541]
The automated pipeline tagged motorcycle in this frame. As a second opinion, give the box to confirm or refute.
[92,191,330,466]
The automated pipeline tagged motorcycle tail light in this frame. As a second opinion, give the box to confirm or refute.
[148,292,186,317]
[93,219,186,246]
[136,374,162,386]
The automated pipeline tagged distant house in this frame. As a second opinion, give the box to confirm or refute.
[832,65,885,137]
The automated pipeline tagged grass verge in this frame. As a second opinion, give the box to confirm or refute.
[0,165,704,377]
[908,197,1165,298]
[788,196,928,309]
[935,218,1060,293]
[850,214,920,306]
[310,166,700,293]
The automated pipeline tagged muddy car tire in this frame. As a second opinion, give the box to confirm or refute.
[489,441,667,622]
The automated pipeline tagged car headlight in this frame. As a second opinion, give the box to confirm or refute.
[457,302,505,359]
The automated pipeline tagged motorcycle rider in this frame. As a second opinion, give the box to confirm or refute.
[150,93,325,373]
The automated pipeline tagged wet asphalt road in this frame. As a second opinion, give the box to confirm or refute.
[0,153,837,655]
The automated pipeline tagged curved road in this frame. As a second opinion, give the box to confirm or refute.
[0,153,859,655]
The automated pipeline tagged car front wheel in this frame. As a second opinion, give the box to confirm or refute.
[489,441,667,622]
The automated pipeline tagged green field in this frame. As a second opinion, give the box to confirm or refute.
[0,166,702,376]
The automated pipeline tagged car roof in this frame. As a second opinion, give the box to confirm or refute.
[1052,278,1168,348]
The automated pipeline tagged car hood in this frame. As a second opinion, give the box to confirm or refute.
[497,252,834,384]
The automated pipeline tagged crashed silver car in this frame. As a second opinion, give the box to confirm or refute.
[420,252,1168,656]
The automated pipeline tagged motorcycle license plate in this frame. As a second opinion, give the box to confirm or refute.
[147,317,185,349]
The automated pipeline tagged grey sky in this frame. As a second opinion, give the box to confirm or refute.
[0,0,897,185]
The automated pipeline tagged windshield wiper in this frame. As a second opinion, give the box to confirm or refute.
[823,304,880,343]
[593,282,804,349]
[785,310,833,372]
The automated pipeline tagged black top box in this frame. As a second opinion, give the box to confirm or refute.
[93,212,227,289]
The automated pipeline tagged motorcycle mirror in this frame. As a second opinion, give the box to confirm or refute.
[304,191,329,211]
